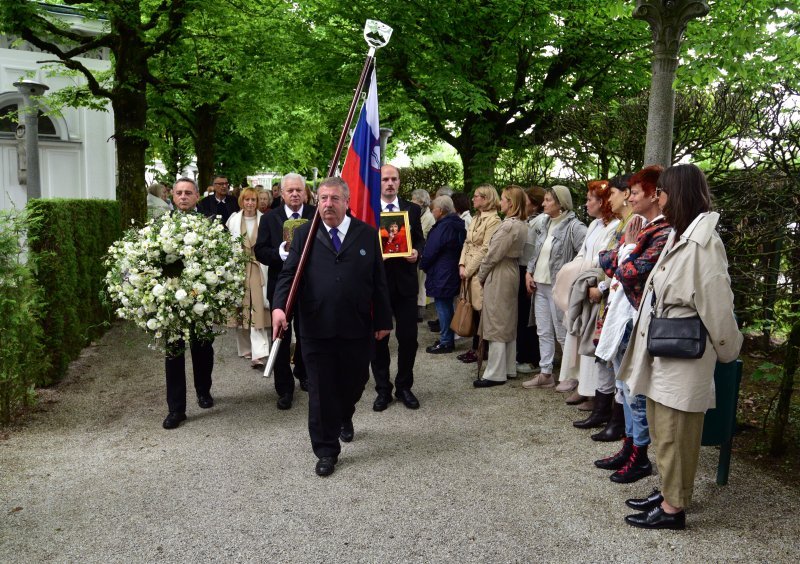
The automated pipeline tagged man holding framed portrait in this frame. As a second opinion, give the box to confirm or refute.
[371,164,425,412]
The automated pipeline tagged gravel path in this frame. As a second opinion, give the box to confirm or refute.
[1,321,798,563]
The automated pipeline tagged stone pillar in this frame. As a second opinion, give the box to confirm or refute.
[633,1,709,167]
[379,127,393,166]
[13,80,50,200]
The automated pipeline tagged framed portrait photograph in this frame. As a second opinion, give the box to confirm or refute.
[379,211,413,259]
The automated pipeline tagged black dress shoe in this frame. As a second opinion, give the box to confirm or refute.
[340,420,354,442]
[373,394,392,412]
[315,456,337,477]
[473,378,506,388]
[626,489,664,511]
[276,393,293,410]
[298,377,309,392]
[162,412,186,429]
[395,389,420,409]
[427,320,441,332]
[197,394,214,409]
[625,506,686,530]
[426,342,454,354]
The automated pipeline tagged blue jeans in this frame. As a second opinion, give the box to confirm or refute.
[613,320,650,447]
[434,298,455,347]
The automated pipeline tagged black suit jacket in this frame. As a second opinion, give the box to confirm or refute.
[253,204,317,302]
[197,196,240,226]
[382,198,425,298]
[272,218,393,340]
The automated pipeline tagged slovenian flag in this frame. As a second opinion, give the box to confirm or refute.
[341,66,382,227]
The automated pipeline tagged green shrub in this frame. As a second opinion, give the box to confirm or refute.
[26,199,121,385]
[399,161,463,199]
[0,209,47,423]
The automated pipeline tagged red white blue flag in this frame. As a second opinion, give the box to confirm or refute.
[341,66,382,227]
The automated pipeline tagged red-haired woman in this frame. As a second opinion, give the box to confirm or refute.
[589,166,672,485]
[556,180,619,406]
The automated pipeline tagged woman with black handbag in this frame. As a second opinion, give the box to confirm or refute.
[618,164,743,530]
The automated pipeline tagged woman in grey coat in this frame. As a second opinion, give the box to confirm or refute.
[523,185,587,389]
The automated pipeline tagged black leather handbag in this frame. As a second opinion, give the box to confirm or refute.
[646,283,707,359]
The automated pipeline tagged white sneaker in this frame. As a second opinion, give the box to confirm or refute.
[516,362,534,373]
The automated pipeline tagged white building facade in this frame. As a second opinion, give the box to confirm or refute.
[0,10,116,212]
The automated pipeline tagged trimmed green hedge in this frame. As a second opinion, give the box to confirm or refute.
[26,199,122,385]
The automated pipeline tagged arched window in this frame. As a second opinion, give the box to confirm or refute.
[0,102,58,137]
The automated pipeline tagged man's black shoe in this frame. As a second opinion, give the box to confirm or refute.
[197,394,214,409]
[340,420,354,442]
[625,506,686,530]
[427,320,441,332]
[298,377,309,392]
[277,393,293,410]
[625,489,664,512]
[395,389,420,409]
[315,456,337,477]
[162,412,186,429]
[426,342,454,354]
[373,394,392,412]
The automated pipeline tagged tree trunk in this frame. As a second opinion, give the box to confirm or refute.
[457,124,499,193]
[112,91,148,228]
[194,103,221,192]
[111,4,149,227]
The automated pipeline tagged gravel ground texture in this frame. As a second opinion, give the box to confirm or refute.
[1,320,799,563]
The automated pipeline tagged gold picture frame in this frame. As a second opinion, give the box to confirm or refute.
[379,211,412,259]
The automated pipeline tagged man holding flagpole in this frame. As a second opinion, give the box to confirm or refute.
[272,177,392,477]
[340,66,425,412]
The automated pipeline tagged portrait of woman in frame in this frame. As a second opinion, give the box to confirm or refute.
[379,211,413,258]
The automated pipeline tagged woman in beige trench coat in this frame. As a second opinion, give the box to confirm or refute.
[618,164,742,530]
[457,185,502,363]
[473,186,529,386]
[226,187,271,368]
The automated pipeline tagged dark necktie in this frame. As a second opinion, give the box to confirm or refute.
[291,212,300,220]
[217,199,227,216]
[386,203,395,211]
[330,227,341,252]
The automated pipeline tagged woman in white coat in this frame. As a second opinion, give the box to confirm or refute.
[226,187,271,368]
[619,164,742,530]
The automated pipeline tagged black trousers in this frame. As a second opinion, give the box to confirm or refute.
[516,265,541,364]
[302,336,371,459]
[273,313,306,397]
[371,292,418,396]
[165,338,214,413]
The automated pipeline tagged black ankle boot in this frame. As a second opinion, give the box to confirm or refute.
[610,444,653,483]
[595,436,633,470]
[573,390,612,429]
[591,400,625,441]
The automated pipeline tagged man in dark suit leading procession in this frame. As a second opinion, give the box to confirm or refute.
[272,177,393,477]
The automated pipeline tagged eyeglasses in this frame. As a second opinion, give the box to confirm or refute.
[213,182,230,186]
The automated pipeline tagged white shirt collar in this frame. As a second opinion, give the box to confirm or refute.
[325,215,351,241]
[381,198,400,212]
[284,204,304,218]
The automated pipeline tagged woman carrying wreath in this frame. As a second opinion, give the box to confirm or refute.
[457,185,502,364]
[226,187,271,368]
